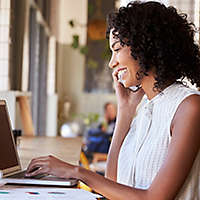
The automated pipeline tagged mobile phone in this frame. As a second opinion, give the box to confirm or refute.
[129,86,141,92]
[118,73,141,92]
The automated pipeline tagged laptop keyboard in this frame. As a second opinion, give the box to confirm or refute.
[8,170,46,179]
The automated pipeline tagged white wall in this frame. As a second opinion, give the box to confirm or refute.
[57,0,88,45]
[0,0,11,91]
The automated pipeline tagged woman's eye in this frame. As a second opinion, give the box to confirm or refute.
[114,48,120,52]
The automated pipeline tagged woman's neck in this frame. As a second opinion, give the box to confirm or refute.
[141,74,159,100]
[141,74,175,100]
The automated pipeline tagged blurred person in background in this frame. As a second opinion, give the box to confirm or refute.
[85,102,117,157]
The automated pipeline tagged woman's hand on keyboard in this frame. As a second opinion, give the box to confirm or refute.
[25,155,77,179]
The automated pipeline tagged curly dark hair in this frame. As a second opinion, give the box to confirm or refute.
[107,1,200,90]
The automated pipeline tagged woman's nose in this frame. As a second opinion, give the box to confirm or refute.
[109,54,118,69]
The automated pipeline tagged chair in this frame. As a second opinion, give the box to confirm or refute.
[17,96,35,136]
[79,151,108,192]
[79,151,92,192]
[90,153,107,175]
[80,150,107,174]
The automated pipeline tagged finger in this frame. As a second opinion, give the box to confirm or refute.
[26,156,51,171]
[112,72,124,90]
[26,164,40,174]
[25,167,41,177]
[26,159,38,172]
[112,69,119,81]
[26,160,47,173]
[31,156,50,161]
[25,166,48,177]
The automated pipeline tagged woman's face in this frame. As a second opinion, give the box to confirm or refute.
[109,30,141,88]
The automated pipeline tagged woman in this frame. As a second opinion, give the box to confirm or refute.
[26,1,200,199]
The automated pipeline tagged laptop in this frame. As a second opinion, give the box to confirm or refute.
[0,100,78,187]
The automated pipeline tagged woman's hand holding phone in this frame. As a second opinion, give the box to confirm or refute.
[112,69,144,110]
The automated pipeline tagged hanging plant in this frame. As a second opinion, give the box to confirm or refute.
[71,35,79,49]
[67,0,111,70]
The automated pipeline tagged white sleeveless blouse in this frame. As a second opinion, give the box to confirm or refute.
[117,82,200,199]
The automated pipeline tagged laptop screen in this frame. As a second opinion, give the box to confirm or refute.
[0,104,18,170]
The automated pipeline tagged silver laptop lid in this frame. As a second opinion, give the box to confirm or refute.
[0,100,21,176]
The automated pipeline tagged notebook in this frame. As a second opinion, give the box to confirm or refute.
[0,100,78,187]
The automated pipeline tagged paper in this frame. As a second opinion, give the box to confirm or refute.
[0,180,6,187]
[0,188,97,200]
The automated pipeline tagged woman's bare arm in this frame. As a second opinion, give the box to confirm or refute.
[147,94,200,199]
[105,105,137,181]
[26,94,200,200]
[106,69,145,180]
[80,94,200,200]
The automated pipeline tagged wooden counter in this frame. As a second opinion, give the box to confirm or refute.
[17,136,83,169]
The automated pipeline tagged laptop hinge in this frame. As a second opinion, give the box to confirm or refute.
[3,167,23,177]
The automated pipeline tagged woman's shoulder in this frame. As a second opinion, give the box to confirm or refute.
[154,83,200,124]
[178,92,200,113]
[162,82,200,105]
[171,89,200,131]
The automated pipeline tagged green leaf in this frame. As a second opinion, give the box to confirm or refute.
[80,46,88,55]
[88,3,94,16]
[72,112,100,126]
[102,40,112,60]
[88,58,98,69]
[71,35,79,49]
[69,20,74,28]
